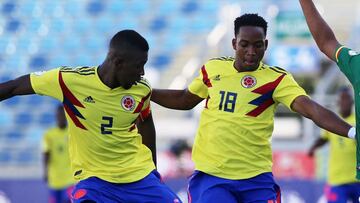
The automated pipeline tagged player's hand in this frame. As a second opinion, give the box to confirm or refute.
[307,149,315,157]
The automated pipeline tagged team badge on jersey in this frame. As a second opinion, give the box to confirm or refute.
[121,95,136,111]
[241,75,256,88]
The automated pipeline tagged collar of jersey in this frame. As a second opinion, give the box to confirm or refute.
[232,61,264,73]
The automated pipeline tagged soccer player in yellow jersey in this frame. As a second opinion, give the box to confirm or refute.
[43,105,74,203]
[0,30,181,202]
[151,14,355,203]
[299,0,360,180]
[308,87,360,203]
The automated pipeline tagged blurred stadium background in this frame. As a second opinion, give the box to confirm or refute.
[0,0,359,202]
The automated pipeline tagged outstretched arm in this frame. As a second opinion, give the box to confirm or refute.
[151,89,204,110]
[307,137,328,157]
[299,0,340,61]
[291,95,352,138]
[136,114,157,166]
[0,74,35,101]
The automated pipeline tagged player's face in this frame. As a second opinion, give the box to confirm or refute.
[117,50,147,89]
[232,26,268,71]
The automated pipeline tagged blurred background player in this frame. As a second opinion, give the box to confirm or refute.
[308,87,360,203]
[299,0,360,179]
[151,13,354,203]
[42,105,74,203]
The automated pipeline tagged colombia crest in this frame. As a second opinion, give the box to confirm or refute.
[241,75,257,88]
[121,95,136,111]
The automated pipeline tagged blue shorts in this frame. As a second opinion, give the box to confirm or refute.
[325,182,360,203]
[49,185,73,203]
[71,170,182,203]
[187,171,281,203]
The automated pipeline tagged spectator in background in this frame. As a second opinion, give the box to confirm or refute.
[43,105,74,203]
[308,87,360,203]
[158,139,194,179]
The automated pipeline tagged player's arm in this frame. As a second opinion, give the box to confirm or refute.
[136,113,157,166]
[0,74,35,101]
[307,137,328,157]
[291,95,352,138]
[299,0,340,61]
[151,89,204,110]
[43,152,50,182]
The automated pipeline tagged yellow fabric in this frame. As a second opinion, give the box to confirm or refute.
[42,127,74,189]
[188,58,307,179]
[32,66,155,183]
[321,114,359,185]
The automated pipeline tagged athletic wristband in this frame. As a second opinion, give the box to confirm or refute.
[347,127,356,139]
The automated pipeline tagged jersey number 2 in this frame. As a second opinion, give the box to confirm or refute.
[219,91,237,112]
[101,116,113,134]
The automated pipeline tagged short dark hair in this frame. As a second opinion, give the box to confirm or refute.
[110,30,149,52]
[234,13,268,36]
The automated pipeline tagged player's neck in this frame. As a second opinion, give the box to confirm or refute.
[98,63,118,89]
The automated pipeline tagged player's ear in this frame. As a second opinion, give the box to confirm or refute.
[232,38,236,50]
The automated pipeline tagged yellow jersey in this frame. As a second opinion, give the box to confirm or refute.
[31,66,155,183]
[321,113,358,185]
[188,58,307,179]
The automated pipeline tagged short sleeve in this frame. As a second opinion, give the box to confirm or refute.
[273,73,308,110]
[30,68,63,101]
[335,46,360,83]
[138,78,152,120]
[188,66,209,99]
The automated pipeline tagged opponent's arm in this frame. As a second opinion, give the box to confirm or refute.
[136,114,157,166]
[299,0,340,61]
[307,137,328,157]
[291,95,352,138]
[0,74,35,101]
[151,89,204,110]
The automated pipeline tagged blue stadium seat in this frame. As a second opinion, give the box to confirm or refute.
[86,0,104,16]
[16,149,35,164]
[151,54,172,69]
[2,1,16,16]
[15,112,33,125]
[38,112,55,126]
[26,95,44,106]
[5,18,21,33]
[5,132,24,142]
[181,1,199,14]
[3,96,20,107]
[29,55,48,71]
[0,150,11,163]
[149,16,168,32]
